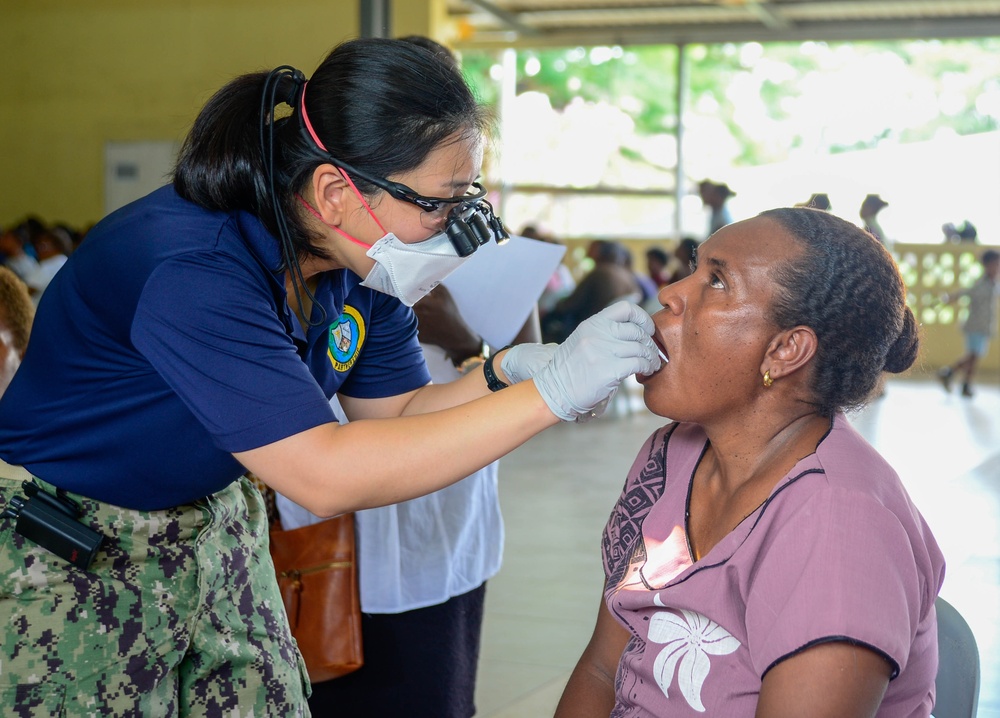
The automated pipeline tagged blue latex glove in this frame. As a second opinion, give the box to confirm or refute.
[533,302,661,422]
[500,343,558,384]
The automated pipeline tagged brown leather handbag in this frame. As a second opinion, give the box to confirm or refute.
[267,511,364,683]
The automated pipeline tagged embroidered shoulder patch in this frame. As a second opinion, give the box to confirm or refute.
[329,305,365,372]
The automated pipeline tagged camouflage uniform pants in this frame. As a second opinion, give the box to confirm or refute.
[0,470,311,717]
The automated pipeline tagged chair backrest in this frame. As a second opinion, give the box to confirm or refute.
[933,596,980,718]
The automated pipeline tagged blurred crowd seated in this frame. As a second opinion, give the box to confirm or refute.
[521,218,712,345]
[1,216,87,305]
[539,239,648,344]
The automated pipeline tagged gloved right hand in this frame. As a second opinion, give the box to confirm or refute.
[501,342,558,384]
[533,301,661,422]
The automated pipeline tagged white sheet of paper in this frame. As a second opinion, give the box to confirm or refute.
[441,235,566,348]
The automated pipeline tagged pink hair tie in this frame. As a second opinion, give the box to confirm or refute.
[300,81,329,152]
[298,81,388,237]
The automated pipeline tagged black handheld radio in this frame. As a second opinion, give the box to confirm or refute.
[1,480,105,569]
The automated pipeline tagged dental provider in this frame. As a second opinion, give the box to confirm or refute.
[0,38,661,717]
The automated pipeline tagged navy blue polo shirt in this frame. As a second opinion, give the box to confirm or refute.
[0,185,429,510]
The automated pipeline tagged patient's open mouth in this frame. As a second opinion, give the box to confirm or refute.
[654,339,669,366]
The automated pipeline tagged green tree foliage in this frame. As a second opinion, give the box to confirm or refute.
[460,38,1000,168]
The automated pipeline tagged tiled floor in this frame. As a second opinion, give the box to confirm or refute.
[475,377,1000,717]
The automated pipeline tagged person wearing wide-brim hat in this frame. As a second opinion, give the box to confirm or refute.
[698,179,736,238]
[795,193,831,211]
[860,193,889,244]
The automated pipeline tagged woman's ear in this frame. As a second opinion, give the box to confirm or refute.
[762,326,818,383]
[310,164,349,226]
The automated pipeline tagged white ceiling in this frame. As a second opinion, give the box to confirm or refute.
[447,0,1000,48]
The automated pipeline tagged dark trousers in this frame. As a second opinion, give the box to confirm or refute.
[308,583,487,718]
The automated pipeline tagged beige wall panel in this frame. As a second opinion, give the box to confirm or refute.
[0,0,365,226]
[393,0,447,42]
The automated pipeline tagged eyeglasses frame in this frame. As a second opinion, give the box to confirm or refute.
[329,157,488,216]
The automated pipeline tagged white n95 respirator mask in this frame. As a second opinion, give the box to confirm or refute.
[360,230,469,307]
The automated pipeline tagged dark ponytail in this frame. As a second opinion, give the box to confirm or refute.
[173,72,271,220]
[173,37,491,266]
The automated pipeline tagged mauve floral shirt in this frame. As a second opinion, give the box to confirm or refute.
[601,415,945,717]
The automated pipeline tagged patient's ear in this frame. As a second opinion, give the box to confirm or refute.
[762,326,818,382]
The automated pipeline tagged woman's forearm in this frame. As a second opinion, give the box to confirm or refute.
[235,378,556,516]
[397,347,512,416]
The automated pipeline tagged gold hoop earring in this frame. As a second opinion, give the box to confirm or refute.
[763,370,773,388]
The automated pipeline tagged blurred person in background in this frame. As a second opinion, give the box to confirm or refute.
[645,247,670,288]
[23,228,72,305]
[0,221,71,305]
[937,249,1000,398]
[623,244,659,311]
[542,240,641,343]
[941,220,978,244]
[860,193,889,245]
[665,237,699,286]
[795,193,831,211]
[698,180,735,239]
[0,222,38,281]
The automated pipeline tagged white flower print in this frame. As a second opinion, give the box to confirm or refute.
[647,596,741,712]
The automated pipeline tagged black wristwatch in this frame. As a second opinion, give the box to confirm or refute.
[483,345,512,392]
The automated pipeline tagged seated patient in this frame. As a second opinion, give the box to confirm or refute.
[557,208,945,717]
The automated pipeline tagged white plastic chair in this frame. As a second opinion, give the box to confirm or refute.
[933,596,980,718]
